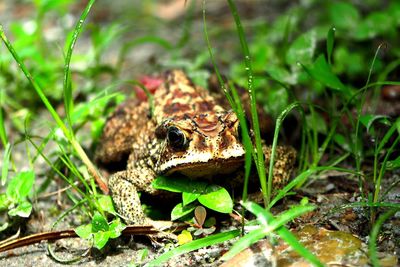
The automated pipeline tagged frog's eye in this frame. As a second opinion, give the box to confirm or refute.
[167,126,188,149]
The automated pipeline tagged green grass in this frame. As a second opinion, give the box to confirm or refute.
[0,0,114,245]
[1,0,400,265]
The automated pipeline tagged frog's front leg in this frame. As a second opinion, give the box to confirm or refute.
[108,168,157,225]
[263,145,297,189]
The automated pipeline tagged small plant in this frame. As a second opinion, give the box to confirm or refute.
[74,212,126,250]
[186,206,216,237]
[0,170,35,231]
[221,199,321,265]
[129,248,149,267]
[152,176,233,221]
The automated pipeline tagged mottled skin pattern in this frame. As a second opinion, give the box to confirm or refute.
[95,70,296,225]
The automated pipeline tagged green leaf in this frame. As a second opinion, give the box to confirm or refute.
[377,118,400,153]
[303,54,350,97]
[8,201,32,217]
[92,212,109,232]
[137,248,149,263]
[328,2,360,30]
[305,113,327,134]
[333,133,351,152]
[171,203,196,221]
[387,156,400,170]
[0,194,9,210]
[93,231,111,250]
[75,224,92,240]
[182,192,200,206]
[265,65,297,85]
[152,176,207,194]
[355,12,394,40]
[35,0,72,14]
[6,171,35,202]
[204,217,216,228]
[326,27,335,65]
[388,2,400,26]
[359,114,391,133]
[333,46,364,75]
[198,185,233,214]
[146,229,240,266]
[286,30,316,65]
[97,195,116,214]
[108,218,126,239]
[71,93,119,125]
[0,222,8,232]
[265,87,289,118]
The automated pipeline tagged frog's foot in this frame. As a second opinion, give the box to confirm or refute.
[108,171,147,225]
[146,220,179,241]
[263,145,297,189]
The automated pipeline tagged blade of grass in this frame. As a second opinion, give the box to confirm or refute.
[222,201,322,266]
[0,26,70,140]
[145,230,240,267]
[376,117,400,153]
[0,90,7,147]
[354,44,385,196]
[177,0,195,48]
[202,1,253,204]
[227,0,267,206]
[26,135,89,202]
[202,1,254,236]
[326,27,335,66]
[202,2,234,107]
[230,83,253,202]
[1,143,12,186]
[61,0,108,193]
[1,15,107,194]
[267,102,300,200]
[374,130,400,203]
[243,201,315,229]
[369,208,398,267]
[269,166,359,209]
[325,202,400,221]
[274,222,324,267]
[222,208,314,261]
[63,0,96,129]
[126,80,155,118]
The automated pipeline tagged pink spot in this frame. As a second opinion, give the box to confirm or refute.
[134,75,164,102]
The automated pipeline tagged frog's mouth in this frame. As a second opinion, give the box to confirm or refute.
[157,147,245,178]
[170,157,245,178]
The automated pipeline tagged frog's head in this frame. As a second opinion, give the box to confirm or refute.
[155,111,245,178]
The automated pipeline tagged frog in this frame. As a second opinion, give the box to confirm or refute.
[95,70,296,225]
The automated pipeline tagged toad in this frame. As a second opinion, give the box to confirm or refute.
[95,70,296,225]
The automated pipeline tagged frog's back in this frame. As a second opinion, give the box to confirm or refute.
[152,70,224,124]
[95,70,220,166]
[95,98,154,166]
